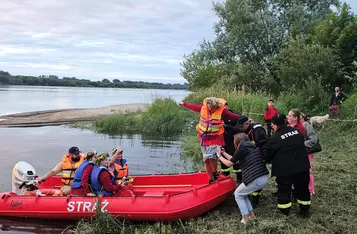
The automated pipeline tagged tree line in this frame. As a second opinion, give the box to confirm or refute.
[180,0,357,113]
[0,71,188,90]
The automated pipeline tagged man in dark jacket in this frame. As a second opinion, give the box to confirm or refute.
[235,115,268,150]
[263,114,311,216]
[235,115,269,207]
[221,108,242,182]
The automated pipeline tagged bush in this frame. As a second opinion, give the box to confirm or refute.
[340,93,357,119]
[141,98,195,135]
[94,112,142,135]
[276,78,330,116]
[93,98,196,136]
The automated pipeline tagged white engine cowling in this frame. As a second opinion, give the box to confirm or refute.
[12,161,37,194]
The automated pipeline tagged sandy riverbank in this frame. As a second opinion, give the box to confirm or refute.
[0,103,148,127]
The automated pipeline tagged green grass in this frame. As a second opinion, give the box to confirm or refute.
[72,121,357,234]
[90,98,196,136]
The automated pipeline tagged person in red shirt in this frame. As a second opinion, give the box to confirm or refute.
[264,99,279,137]
[179,97,239,183]
[71,150,97,196]
[91,153,133,196]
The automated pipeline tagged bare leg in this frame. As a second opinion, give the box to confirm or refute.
[208,159,218,174]
[205,160,213,181]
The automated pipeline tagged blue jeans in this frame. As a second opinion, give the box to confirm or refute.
[234,175,269,216]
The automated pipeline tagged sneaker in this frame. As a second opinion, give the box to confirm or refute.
[240,218,247,225]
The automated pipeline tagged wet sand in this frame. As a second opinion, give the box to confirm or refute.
[0,103,148,127]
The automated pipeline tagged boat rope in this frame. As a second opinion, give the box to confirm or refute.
[245,112,357,122]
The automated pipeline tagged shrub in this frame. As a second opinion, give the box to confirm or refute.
[340,93,357,119]
[140,98,196,135]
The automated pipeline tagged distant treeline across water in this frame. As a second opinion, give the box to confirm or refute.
[0,70,188,90]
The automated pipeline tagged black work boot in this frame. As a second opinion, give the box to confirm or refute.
[299,205,310,217]
[279,208,290,216]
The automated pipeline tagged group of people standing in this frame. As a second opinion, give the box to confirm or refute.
[179,97,320,225]
[36,146,132,197]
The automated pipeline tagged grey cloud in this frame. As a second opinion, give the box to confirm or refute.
[0,0,221,82]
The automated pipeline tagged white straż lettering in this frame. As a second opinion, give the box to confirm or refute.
[101,200,109,212]
[77,201,83,212]
[67,201,75,212]
[83,202,91,212]
[67,201,110,212]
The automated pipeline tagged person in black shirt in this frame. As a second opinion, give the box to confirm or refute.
[235,115,269,207]
[217,133,268,225]
[235,115,268,150]
[329,87,348,119]
[220,108,241,179]
[263,114,311,216]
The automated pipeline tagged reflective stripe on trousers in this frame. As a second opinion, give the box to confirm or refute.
[297,200,311,205]
[277,202,292,209]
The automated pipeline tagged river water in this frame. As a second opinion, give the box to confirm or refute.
[0,86,191,233]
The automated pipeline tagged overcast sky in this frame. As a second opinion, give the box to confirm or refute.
[0,0,356,84]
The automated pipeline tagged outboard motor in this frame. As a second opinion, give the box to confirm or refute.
[12,161,37,195]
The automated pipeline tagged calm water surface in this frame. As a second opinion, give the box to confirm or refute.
[0,86,190,116]
[0,86,192,233]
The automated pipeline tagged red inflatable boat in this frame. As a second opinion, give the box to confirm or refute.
[0,171,236,221]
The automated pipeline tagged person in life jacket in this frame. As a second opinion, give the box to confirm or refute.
[179,97,239,183]
[108,146,129,184]
[70,150,98,196]
[235,115,269,208]
[90,152,132,197]
[37,146,85,196]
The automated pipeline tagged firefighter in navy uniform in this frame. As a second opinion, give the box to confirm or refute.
[235,115,269,207]
[220,108,242,183]
[263,114,311,216]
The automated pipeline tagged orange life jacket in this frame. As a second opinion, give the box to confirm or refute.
[61,154,84,185]
[196,98,227,137]
[113,159,129,181]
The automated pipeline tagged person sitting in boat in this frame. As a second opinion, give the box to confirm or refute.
[108,146,129,184]
[70,150,98,196]
[90,152,133,196]
[37,146,85,196]
[216,133,269,225]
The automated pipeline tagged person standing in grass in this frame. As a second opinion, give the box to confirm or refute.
[287,109,306,136]
[264,99,279,137]
[179,97,239,183]
[301,113,318,196]
[329,87,348,119]
[263,114,311,216]
[217,133,269,225]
